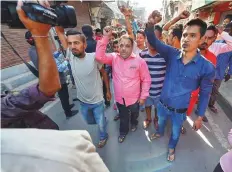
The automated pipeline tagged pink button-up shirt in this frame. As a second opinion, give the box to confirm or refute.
[96,36,151,106]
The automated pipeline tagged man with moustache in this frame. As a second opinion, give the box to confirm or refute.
[203,25,232,114]
[145,10,215,161]
[96,26,151,143]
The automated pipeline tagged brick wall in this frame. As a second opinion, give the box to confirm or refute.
[67,1,91,31]
[1,25,31,69]
[1,1,91,69]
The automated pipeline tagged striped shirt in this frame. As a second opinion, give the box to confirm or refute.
[140,49,166,98]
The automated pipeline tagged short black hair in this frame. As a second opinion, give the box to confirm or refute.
[225,22,232,30]
[66,29,86,43]
[25,31,32,39]
[120,29,127,34]
[172,27,182,41]
[207,25,218,35]
[119,35,134,46]
[177,24,183,32]
[112,31,118,39]
[95,28,102,33]
[113,39,119,46]
[154,25,162,33]
[82,24,93,38]
[136,29,145,37]
[224,15,232,22]
[185,18,207,37]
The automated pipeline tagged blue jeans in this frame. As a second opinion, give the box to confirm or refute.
[145,96,160,107]
[80,101,108,140]
[157,102,186,149]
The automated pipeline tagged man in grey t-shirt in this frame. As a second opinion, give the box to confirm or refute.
[65,29,111,148]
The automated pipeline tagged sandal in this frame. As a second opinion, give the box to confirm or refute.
[150,133,160,140]
[97,137,108,148]
[118,135,126,143]
[114,114,120,121]
[143,119,152,129]
[181,126,186,134]
[167,148,175,162]
[153,118,159,130]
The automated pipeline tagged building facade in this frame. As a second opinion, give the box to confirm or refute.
[1,1,92,69]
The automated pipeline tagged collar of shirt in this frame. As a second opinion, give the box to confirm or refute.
[116,52,137,60]
[143,49,160,57]
[178,50,201,64]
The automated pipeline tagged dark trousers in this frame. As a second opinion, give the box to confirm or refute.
[116,102,139,135]
[209,79,222,107]
[58,83,71,116]
[67,63,75,85]
[103,81,110,106]
[213,163,223,172]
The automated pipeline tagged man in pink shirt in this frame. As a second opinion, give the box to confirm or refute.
[96,26,151,143]
[213,129,232,172]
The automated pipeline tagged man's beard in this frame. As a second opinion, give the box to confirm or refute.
[72,52,83,58]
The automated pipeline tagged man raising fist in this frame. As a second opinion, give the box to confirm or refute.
[96,26,151,143]
[145,10,215,161]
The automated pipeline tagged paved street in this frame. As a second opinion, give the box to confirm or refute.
[44,85,232,172]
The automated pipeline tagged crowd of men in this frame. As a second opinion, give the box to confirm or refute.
[1,1,232,171]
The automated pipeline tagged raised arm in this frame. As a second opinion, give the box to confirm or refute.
[163,10,190,31]
[209,42,232,57]
[217,25,232,46]
[95,26,115,65]
[119,6,134,40]
[145,10,179,61]
[17,0,60,97]
[55,26,68,50]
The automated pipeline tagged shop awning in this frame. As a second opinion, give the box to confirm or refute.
[191,0,216,11]
[104,1,124,18]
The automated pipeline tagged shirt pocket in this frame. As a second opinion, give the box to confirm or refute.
[124,67,139,79]
[181,75,199,90]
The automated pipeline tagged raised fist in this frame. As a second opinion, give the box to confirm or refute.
[118,5,133,17]
[148,10,162,25]
[103,26,112,37]
[178,10,190,19]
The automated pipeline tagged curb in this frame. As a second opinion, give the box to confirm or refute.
[217,92,232,122]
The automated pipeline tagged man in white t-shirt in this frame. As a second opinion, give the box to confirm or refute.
[1,129,109,172]
[56,28,111,148]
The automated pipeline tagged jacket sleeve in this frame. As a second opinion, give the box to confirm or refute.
[139,59,151,100]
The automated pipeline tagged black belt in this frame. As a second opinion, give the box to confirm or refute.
[160,100,187,113]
